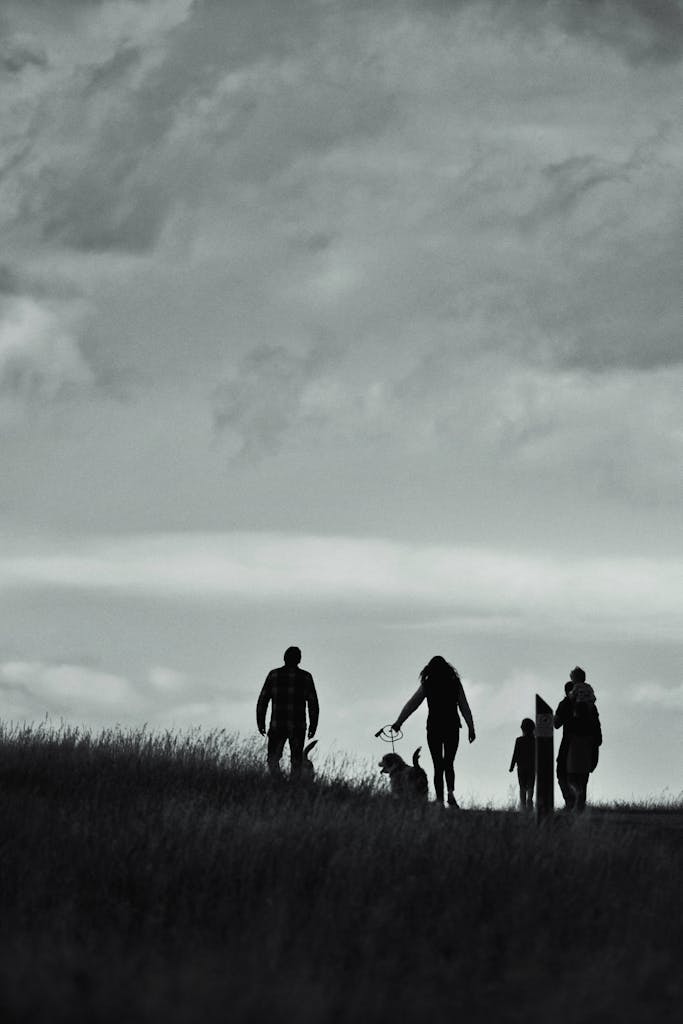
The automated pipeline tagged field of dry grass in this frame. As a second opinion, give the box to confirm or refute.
[0,723,680,1023]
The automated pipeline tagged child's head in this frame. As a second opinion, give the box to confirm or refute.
[571,681,596,704]
[569,666,586,684]
[521,717,535,736]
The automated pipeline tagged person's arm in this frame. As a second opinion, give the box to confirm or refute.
[593,706,603,747]
[256,673,274,735]
[554,698,568,729]
[306,675,319,738]
[391,685,426,731]
[457,681,476,742]
[509,740,518,772]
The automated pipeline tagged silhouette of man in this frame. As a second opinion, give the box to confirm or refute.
[256,646,319,777]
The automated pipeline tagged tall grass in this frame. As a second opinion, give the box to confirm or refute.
[0,723,679,1023]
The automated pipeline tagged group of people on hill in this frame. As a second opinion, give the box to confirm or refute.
[255,648,602,812]
[507,666,603,812]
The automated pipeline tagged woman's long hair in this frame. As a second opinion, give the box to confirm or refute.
[420,656,463,723]
[420,655,461,691]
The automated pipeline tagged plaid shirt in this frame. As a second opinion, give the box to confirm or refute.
[256,666,319,735]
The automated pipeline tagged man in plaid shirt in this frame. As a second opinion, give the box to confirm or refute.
[256,646,319,776]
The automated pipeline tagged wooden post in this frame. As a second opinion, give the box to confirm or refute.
[535,694,554,824]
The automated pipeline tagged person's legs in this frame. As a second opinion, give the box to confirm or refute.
[267,731,287,776]
[518,775,532,810]
[568,772,588,812]
[567,771,577,807]
[288,730,306,777]
[426,730,445,802]
[443,731,460,805]
[557,743,574,809]
[575,772,588,812]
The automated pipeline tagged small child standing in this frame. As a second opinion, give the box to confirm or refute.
[509,717,536,810]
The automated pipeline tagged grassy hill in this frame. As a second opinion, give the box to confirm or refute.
[0,723,680,1023]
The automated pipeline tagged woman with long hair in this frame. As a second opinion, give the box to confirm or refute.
[389,655,476,807]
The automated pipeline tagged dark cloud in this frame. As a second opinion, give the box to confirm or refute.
[0,265,21,295]
[1,2,395,247]
[31,46,191,252]
[1,9,199,254]
[84,45,142,94]
[8,1,387,253]
[519,155,631,229]
[553,0,683,64]
[555,241,682,372]
[0,37,48,73]
[182,0,322,68]
[11,1,141,5]
[424,0,683,65]
[501,133,683,372]
[0,262,83,307]
[213,344,332,455]
[167,2,397,187]
[4,0,146,12]
[39,174,171,253]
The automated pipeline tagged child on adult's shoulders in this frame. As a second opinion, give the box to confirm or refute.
[568,666,596,706]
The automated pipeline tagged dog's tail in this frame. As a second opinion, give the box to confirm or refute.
[303,739,318,759]
[412,746,422,769]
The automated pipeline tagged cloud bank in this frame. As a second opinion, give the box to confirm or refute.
[1,532,681,641]
[0,658,253,730]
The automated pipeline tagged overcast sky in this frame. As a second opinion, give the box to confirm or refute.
[1,0,681,804]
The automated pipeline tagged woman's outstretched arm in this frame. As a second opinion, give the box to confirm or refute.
[391,684,425,731]
[457,682,476,741]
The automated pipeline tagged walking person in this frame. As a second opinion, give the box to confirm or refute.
[509,717,535,811]
[387,655,475,807]
[555,666,602,812]
[256,646,319,778]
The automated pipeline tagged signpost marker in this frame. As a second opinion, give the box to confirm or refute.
[535,694,554,824]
